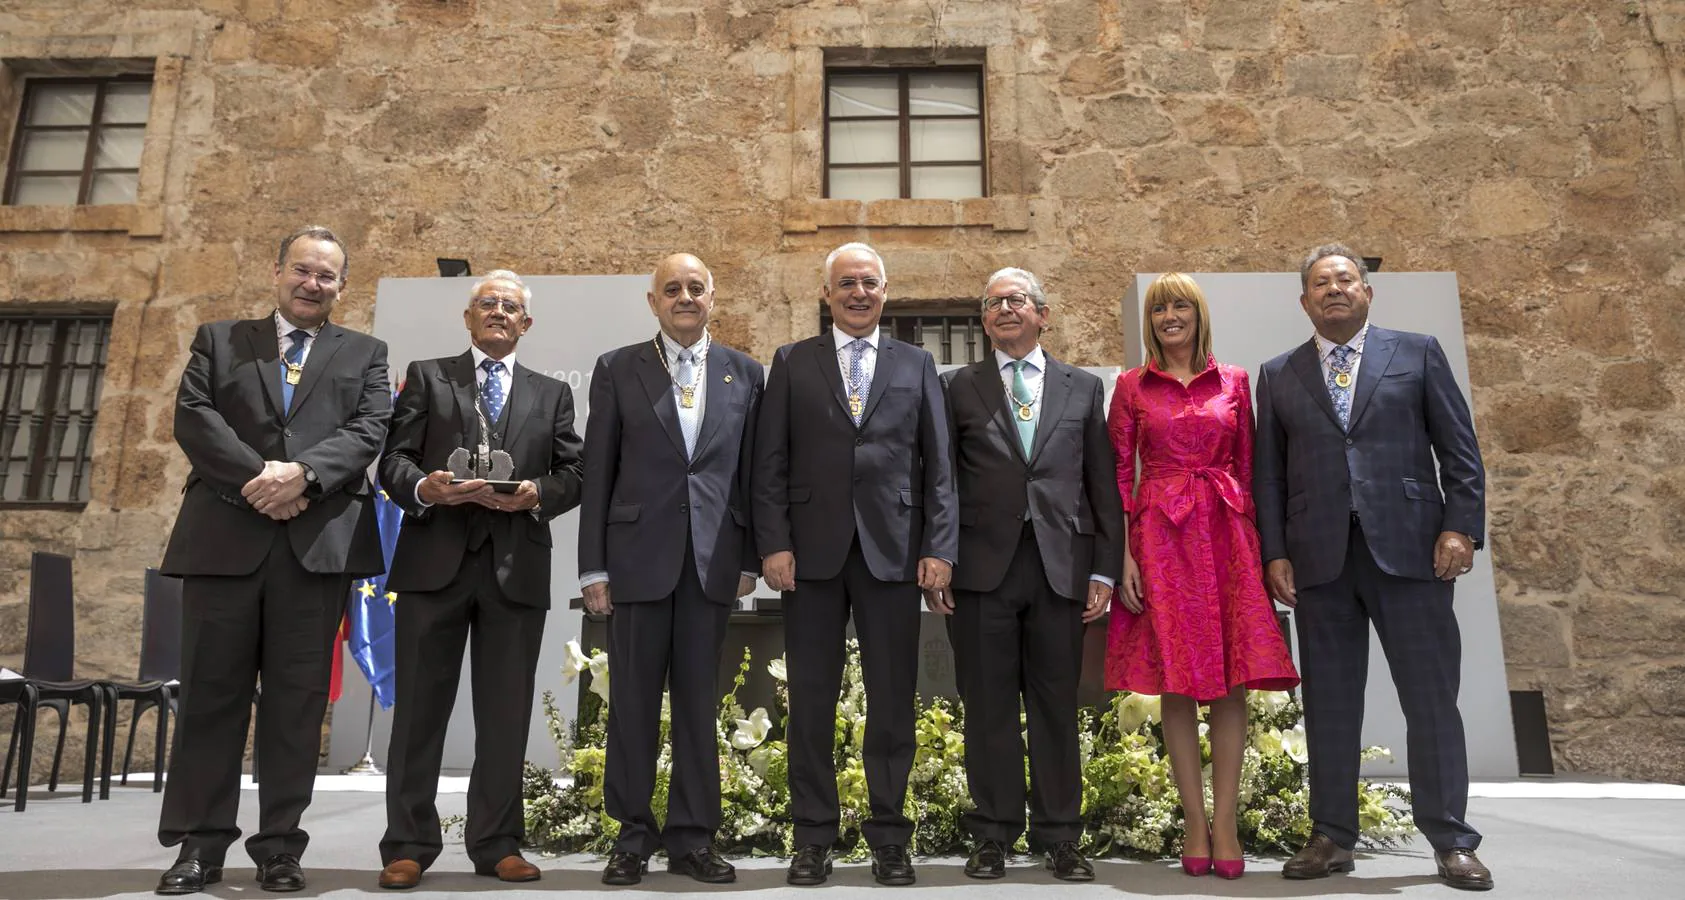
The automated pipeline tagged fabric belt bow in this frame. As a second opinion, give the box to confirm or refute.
[1140,464,1247,525]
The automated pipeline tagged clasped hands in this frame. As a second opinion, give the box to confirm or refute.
[417,469,539,513]
[241,460,309,520]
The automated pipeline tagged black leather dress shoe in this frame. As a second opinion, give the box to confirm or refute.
[601,851,648,886]
[257,854,306,892]
[667,846,736,884]
[1046,841,1095,882]
[871,844,916,886]
[1436,849,1494,891]
[786,844,833,886]
[964,839,1006,879]
[156,858,222,895]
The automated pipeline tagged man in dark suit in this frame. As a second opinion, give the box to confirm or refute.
[935,268,1122,882]
[579,253,763,887]
[375,270,584,890]
[753,242,957,887]
[1254,244,1492,891]
[156,226,391,895]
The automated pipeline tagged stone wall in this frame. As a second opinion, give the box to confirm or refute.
[1,1,1681,783]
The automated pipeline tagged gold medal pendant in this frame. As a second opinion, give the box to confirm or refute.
[285,364,303,385]
[680,386,696,409]
[1334,372,1352,389]
[1017,405,1034,421]
[849,395,864,418]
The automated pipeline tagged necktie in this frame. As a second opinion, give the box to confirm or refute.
[281,329,308,411]
[1328,344,1354,429]
[676,348,699,457]
[481,358,506,423]
[1010,359,1035,456]
[847,338,871,425]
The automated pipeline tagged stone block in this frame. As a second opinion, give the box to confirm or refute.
[1126,144,1214,190]
[1140,48,1220,93]
[1598,361,1674,411]
[1167,99,1264,145]
[1085,94,1174,147]
[1348,172,1440,237]
[1255,182,1345,250]
[633,11,696,42]
[1119,0,1188,41]
[1575,596,1685,661]
[1205,0,1277,50]
[1498,600,1571,669]
[1566,169,1642,232]
[1488,390,1584,454]
[1226,54,1277,93]
[1285,55,1364,100]
[253,24,341,65]
[363,94,489,157]
[1046,152,1122,199]
[1561,719,1685,782]
[1061,53,1134,98]
[1271,97,1350,145]
[1375,48,1459,98]
[1044,0,1105,54]
[1637,665,1685,717]
[1460,179,1553,238]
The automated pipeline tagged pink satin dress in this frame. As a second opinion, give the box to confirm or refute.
[1105,358,1299,701]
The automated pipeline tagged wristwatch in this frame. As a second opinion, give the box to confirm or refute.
[301,463,318,486]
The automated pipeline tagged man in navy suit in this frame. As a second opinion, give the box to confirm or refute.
[579,253,762,887]
[753,242,957,887]
[1254,244,1492,891]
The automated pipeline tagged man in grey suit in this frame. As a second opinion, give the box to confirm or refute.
[753,242,957,887]
[1254,244,1492,891]
[579,253,762,887]
[157,226,391,895]
[935,268,1122,882]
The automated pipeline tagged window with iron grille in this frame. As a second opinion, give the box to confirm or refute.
[825,67,986,201]
[819,305,989,366]
[4,76,152,206]
[0,313,113,506]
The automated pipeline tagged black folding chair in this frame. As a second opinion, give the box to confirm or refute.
[1,552,105,811]
[100,569,183,795]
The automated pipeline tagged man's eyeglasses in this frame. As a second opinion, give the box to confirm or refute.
[832,277,884,293]
[471,297,526,316]
[982,292,1034,312]
[289,264,341,287]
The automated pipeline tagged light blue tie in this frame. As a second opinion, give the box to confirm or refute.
[676,347,699,458]
[847,339,871,425]
[1328,344,1354,429]
[481,358,506,422]
[1009,360,1035,456]
[281,329,308,411]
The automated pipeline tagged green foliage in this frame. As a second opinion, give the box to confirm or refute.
[524,640,1415,858]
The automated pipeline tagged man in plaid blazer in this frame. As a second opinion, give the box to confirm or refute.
[1253,243,1493,892]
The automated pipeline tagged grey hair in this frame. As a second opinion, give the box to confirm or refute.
[983,267,1048,311]
[649,256,715,294]
[823,242,887,285]
[1299,243,1369,290]
[472,269,532,306]
[276,225,348,283]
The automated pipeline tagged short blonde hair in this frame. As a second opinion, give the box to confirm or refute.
[1141,273,1213,371]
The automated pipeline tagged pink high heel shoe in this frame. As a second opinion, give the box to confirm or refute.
[1180,830,1211,876]
[1212,857,1245,879]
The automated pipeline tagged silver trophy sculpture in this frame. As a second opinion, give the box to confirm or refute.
[448,401,515,485]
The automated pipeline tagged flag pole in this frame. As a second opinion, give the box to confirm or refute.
[341,691,383,776]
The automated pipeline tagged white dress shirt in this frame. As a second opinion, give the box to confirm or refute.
[273,311,321,363]
[833,324,880,399]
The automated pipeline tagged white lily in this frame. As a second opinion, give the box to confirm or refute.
[1280,722,1308,763]
[732,707,773,751]
[560,639,591,684]
[1115,692,1162,734]
[587,651,611,702]
[767,657,787,682]
[1254,690,1292,715]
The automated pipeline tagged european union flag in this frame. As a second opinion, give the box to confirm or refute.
[348,486,402,709]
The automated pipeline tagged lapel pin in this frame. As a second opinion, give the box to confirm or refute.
[723,375,733,383]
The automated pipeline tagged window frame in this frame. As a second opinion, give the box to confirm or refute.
[3,74,153,207]
[0,311,114,509]
[823,66,989,201]
[818,302,991,366]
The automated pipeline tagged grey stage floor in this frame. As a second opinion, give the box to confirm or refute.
[2,780,1683,899]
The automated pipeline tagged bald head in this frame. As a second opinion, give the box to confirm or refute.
[647,252,715,346]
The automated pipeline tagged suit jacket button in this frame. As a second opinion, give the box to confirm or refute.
[855,437,864,446]
[680,503,689,513]
[283,428,293,438]
[1346,438,1354,445]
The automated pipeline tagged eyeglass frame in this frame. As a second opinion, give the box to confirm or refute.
[469,296,528,316]
[980,292,1038,313]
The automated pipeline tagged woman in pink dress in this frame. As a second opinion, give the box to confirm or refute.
[1106,273,1299,879]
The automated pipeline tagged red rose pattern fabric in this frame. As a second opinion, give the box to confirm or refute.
[1105,358,1300,702]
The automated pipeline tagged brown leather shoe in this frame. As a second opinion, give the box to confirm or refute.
[476,854,541,883]
[1282,833,1355,879]
[378,860,421,890]
[1436,849,1493,891]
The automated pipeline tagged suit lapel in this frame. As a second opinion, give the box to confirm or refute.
[1028,356,1073,463]
[1347,326,1397,429]
[1287,339,1341,428]
[692,348,738,460]
[447,352,479,444]
[812,333,852,419]
[284,324,344,421]
[858,338,894,425]
[969,358,1026,464]
[242,318,287,419]
[635,341,687,459]
[502,362,537,447]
